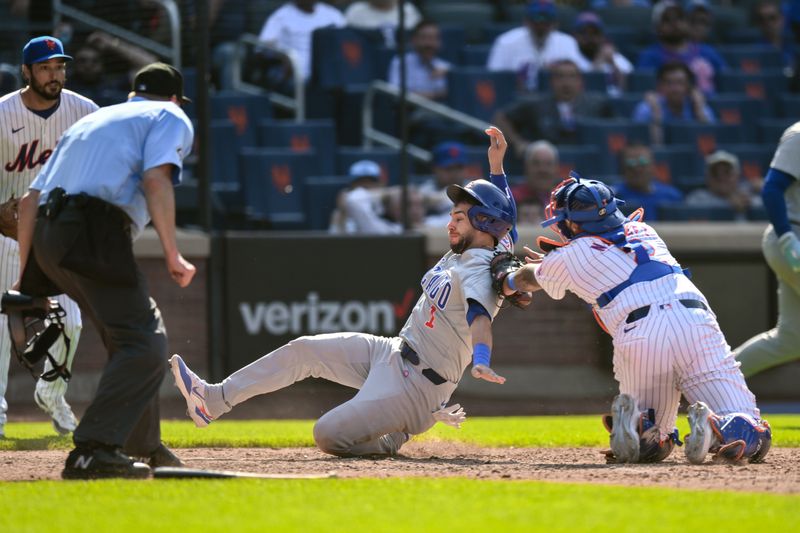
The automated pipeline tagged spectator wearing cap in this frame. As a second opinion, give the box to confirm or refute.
[685,0,714,44]
[636,0,726,94]
[686,150,763,219]
[613,142,683,220]
[418,142,470,227]
[494,59,613,157]
[487,0,589,92]
[511,141,560,224]
[329,160,424,234]
[572,11,633,96]
[632,61,715,145]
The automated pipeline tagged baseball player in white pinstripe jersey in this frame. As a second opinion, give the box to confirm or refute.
[169,127,518,457]
[503,172,772,464]
[0,36,97,438]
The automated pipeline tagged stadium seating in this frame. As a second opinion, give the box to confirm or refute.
[577,119,650,175]
[460,45,491,67]
[658,204,738,222]
[716,70,789,115]
[557,145,604,178]
[626,71,657,93]
[651,145,704,184]
[209,120,245,210]
[664,123,747,155]
[717,45,783,74]
[258,119,337,175]
[310,27,383,90]
[758,118,795,144]
[424,3,495,43]
[211,92,272,148]
[707,95,769,142]
[239,148,321,228]
[304,176,351,231]
[446,68,517,122]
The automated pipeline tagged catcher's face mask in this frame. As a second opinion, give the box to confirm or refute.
[1,290,71,382]
[542,171,626,239]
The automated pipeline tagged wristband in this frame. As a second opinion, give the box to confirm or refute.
[506,271,517,292]
[472,343,491,367]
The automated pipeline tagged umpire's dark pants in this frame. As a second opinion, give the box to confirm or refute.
[27,198,167,455]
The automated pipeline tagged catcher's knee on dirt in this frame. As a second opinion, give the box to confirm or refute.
[711,413,772,463]
[603,408,682,464]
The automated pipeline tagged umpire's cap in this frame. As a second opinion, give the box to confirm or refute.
[23,36,72,65]
[133,62,192,104]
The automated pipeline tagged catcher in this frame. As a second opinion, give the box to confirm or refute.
[490,172,772,464]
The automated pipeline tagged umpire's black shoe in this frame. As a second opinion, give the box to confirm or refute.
[148,443,184,468]
[62,446,151,480]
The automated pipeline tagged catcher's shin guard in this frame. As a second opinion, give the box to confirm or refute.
[709,413,772,464]
[603,405,682,464]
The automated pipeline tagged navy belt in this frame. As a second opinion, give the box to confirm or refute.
[400,343,447,385]
[626,299,708,324]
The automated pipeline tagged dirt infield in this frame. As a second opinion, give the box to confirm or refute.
[1,442,797,492]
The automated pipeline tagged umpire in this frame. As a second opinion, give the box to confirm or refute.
[14,62,195,479]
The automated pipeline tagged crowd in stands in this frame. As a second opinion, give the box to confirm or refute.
[2,0,798,231]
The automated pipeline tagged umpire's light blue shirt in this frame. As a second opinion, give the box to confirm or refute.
[30,96,194,237]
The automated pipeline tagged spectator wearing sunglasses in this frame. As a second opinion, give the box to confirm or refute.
[612,143,683,220]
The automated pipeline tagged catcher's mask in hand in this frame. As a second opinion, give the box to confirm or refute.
[0,290,71,382]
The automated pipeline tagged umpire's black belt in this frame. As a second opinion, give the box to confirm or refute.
[37,190,131,229]
[400,342,447,385]
[625,299,708,324]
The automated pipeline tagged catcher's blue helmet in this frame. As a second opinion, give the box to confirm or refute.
[447,179,514,240]
[542,171,626,238]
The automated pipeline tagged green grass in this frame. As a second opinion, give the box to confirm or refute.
[2,414,799,451]
[0,478,797,532]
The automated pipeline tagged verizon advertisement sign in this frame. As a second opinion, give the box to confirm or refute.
[224,235,425,371]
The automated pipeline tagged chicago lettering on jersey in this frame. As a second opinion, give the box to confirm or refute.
[4,140,52,172]
[239,292,396,335]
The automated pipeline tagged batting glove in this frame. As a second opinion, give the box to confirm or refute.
[778,232,800,273]
[432,403,466,429]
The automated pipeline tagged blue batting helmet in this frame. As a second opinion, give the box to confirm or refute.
[542,171,626,238]
[447,179,514,240]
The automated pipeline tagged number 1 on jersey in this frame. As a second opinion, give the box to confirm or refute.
[425,305,436,328]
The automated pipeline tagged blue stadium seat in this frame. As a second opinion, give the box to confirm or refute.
[664,123,746,156]
[716,70,789,115]
[718,143,774,185]
[437,24,467,65]
[304,176,351,231]
[557,146,603,178]
[538,70,608,93]
[460,45,491,67]
[424,3,495,43]
[716,45,783,74]
[210,92,273,148]
[779,93,800,117]
[650,145,704,185]
[748,205,769,221]
[310,27,383,89]
[446,68,517,122]
[336,147,401,185]
[626,71,657,93]
[707,95,770,142]
[239,148,321,228]
[658,204,738,222]
[258,119,336,175]
[610,94,645,119]
[758,118,795,144]
[577,119,650,175]
[209,120,245,212]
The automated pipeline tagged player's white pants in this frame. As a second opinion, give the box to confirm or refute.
[0,236,81,426]
[612,299,759,440]
[219,332,457,456]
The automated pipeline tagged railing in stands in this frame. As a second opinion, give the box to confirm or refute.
[53,0,181,70]
[231,33,305,122]
[362,80,488,163]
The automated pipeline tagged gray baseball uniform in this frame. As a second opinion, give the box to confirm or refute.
[0,88,97,431]
[202,247,501,456]
[735,122,800,375]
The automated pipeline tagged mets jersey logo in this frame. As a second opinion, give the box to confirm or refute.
[4,140,53,172]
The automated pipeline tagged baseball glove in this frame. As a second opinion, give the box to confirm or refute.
[490,251,530,308]
[0,197,19,240]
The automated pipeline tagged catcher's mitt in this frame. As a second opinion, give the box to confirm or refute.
[0,196,19,240]
[490,251,530,309]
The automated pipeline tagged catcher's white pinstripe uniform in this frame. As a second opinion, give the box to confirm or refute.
[535,221,759,440]
[0,88,97,434]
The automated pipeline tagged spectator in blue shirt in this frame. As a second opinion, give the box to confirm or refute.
[637,0,727,94]
[388,20,450,101]
[632,62,715,145]
[613,142,684,220]
[751,0,794,70]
